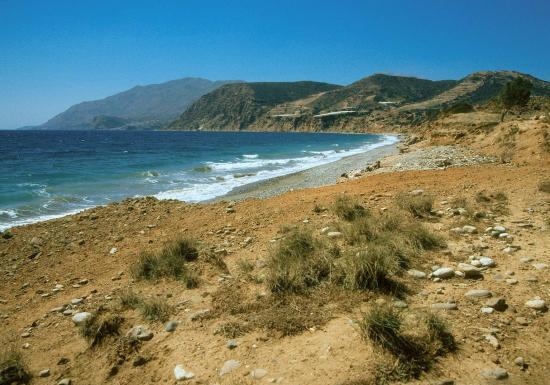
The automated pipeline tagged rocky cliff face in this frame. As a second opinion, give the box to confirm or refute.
[166,81,342,131]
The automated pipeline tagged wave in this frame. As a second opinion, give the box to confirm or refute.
[1,134,399,231]
[156,134,399,203]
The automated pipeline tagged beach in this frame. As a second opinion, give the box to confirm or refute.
[218,139,399,201]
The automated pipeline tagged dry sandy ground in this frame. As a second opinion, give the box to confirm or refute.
[0,116,549,385]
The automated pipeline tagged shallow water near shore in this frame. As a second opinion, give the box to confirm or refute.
[0,130,397,230]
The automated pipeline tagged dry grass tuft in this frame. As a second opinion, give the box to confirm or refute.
[267,227,335,294]
[0,347,31,384]
[139,298,173,323]
[118,290,173,323]
[396,193,434,218]
[334,195,370,221]
[131,237,200,288]
[78,312,123,347]
[360,306,456,382]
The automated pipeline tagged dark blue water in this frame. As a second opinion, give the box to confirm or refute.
[0,130,397,230]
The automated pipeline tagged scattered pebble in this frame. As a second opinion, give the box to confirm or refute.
[220,359,241,376]
[480,367,508,380]
[174,365,195,381]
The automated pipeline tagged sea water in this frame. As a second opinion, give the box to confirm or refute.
[0,130,397,230]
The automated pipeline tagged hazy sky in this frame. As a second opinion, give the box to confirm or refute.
[1,0,549,129]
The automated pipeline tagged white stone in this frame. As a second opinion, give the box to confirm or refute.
[525,298,546,310]
[174,365,195,381]
[465,289,492,298]
[109,247,118,254]
[251,368,268,379]
[327,231,343,238]
[220,359,241,376]
[71,312,92,325]
[432,267,455,279]
[479,257,496,267]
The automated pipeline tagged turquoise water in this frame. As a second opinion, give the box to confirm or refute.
[0,130,397,230]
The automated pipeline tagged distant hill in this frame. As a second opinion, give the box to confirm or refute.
[34,78,240,130]
[308,74,458,112]
[167,81,342,131]
[165,71,549,132]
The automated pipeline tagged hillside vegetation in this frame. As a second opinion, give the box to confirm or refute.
[165,71,550,132]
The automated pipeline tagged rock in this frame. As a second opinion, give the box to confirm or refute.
[407,269,427,279]
[251,368,268,379]
[327,231,343,238]
[514,357,525,367]
[109,247,118,255]
[520,256,533,263]
[462,225,477,234]
[127,325,154,341]
[533,263,548,270]
[58,379,71,385]
[506,278,518,285]
[484,334,500,349]
[189,309,210,321]
[164,320,180,332]
[516,317,529,326]
[409,189,424,196]
[38,369,50,377]
[71,312,92,325]
[525,297,546,310]
[227,339,238,349]
[432,267,455,279]
[70,298,84,305]
[485,297,507,311]
[479,257,496,267]
[480,368,508,380]
[465,289,492,298]
[174,365,195,381]
[503,246,519,253]
[470,259,482,267]
[457,263,482,278]
[431,303,458,310]
[20,332,31,338]
[493,226,506,233]
[220,359,241,376]
[320,227,330,234]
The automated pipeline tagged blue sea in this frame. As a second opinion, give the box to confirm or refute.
[0,130,397,230]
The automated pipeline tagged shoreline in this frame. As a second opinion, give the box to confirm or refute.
[0,133,400,231]
[214,140,400,202]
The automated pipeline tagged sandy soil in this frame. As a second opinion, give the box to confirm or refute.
[0,115,549,385]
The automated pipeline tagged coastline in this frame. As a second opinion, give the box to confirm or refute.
[215,139,399,201]
[1,132,400,231]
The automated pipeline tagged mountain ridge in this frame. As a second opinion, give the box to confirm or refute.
[166,70,550,132]
[32,77,242,130]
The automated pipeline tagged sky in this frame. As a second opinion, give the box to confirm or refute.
[1,0,549,130]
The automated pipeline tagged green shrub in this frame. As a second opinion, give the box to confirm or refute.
[334,195,369,221]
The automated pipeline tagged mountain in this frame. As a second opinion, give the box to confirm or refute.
[35,78,240,130]
[166,81,342,131]
[166,71,550,132]
[308,74,458,112]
